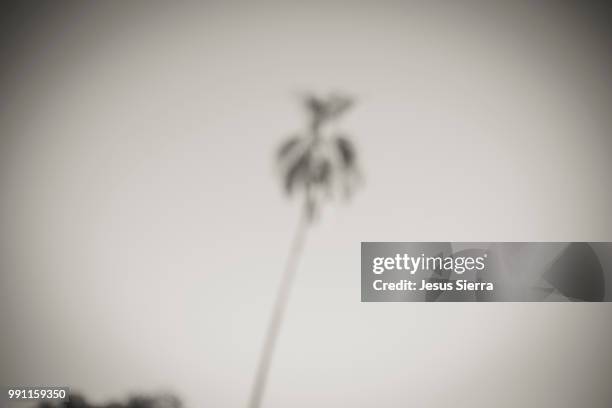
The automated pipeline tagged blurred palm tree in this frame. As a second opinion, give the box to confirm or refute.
[248,93,360,408]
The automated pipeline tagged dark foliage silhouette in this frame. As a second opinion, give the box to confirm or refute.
[543,243,604,301]
[37,393,181,408]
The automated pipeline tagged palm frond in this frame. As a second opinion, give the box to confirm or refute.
[326,94,353,120]
[313,159,332,186]
[303,95,326,121]
[303,94,354,124]
[335,135,357,169]
[284,150,311,195]
[277,136,303,162]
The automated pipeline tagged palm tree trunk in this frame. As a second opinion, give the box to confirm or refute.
[247,204,310,408]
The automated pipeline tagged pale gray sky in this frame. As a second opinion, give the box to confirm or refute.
[1,2,612,407]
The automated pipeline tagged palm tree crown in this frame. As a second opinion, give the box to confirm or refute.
[277,93,360,219]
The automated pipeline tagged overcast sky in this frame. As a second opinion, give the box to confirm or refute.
[1,1,612,407]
